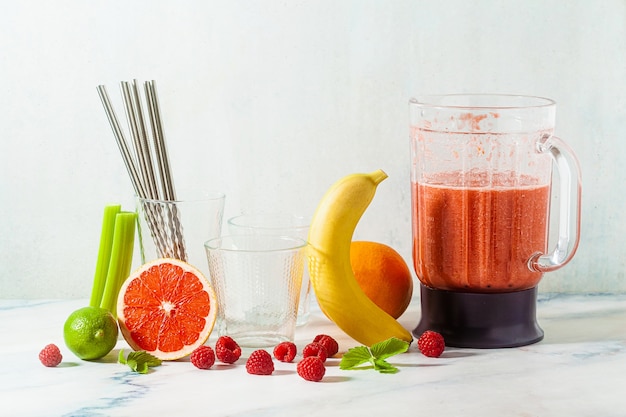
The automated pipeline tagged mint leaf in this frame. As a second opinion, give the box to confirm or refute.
[135,361,149,374]
[126,358,138,372]
[373,358,398,374]
[339,337,410,373]
[370,337,409,360]
[118,349,162,373]
[127,351,162,368]
[339,346,373,370]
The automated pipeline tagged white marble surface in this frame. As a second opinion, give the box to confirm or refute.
[1,294,625,417]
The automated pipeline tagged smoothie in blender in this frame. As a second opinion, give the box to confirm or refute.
[412,170,550,293]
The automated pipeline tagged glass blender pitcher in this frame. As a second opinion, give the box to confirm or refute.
[410,94,581,348]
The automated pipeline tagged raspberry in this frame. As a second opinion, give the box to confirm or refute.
[245,350,274,375]
[417,330,445,358]
[302,342,327,363]
[215,336,242,364]
[273,341,297,362]
[297,356,326,382]
[313,334,339,357]
[39,344,62,367]
[190,345,216,369]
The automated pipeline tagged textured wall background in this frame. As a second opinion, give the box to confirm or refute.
[1,0,624,298]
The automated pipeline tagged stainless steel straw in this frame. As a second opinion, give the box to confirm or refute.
[144,80,176,201]
[130,80,159,200]
[143,80,186,260]
[97,80,187,262]
[121,81,156,200]
[96,85,147,199]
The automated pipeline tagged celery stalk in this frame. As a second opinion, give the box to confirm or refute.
[100,211,136,316]
[89,205,122,308]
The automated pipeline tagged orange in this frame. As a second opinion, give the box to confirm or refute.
[116,258,217,360]
[350,241,414,319]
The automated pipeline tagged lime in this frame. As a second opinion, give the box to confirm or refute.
[63,306,119,360]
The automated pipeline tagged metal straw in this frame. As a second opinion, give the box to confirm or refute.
[120,81,158,200]
[96,85,147,199]
[143,80,186,260]
[145,80,176,201]
[117,82,170,258]
[97,80,187,261]
[130,80,160,200]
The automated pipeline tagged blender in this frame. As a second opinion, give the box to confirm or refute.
[410,94,582,348]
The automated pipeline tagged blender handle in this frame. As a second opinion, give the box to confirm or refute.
[529,135,582,273]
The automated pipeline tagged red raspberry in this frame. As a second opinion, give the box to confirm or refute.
[313,334,339,357]
[297,356,326,382]
[417,330,445,358]
[273,341,297,362]
[190,345,216,369]
[39,344,62,367]
[302,342,327,363]
[245,350,274,375]
[215,336,242,364]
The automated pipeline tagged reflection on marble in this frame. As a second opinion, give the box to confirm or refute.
[1,294,625,416]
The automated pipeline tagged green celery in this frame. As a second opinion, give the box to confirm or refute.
[100,211,136,316]
[89,205,121,308]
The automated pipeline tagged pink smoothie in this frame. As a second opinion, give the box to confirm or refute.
[412,171,550,292]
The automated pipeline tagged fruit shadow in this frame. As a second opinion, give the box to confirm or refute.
[441,350,479,358]
[57,361,80,368]
[89,348,123,364]
[212,363,238,371]
[272,370,293,376]
[321,375,351,383]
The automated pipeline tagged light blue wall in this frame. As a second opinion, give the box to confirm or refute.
[1,0,624,298]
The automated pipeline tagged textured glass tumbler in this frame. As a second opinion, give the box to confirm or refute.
[227,213,311,326]
[205,235,306,348]
[136,192,225,280]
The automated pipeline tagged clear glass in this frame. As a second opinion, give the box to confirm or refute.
[136,192,225,280]
[227,213,312,326]
[204,235,307,348]
[410,94,581,293]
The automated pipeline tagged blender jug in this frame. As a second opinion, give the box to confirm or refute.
[410,94,581,348]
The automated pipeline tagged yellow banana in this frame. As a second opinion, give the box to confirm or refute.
[307,169,413,347]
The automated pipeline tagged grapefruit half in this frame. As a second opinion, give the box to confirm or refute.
[117,258,217,360]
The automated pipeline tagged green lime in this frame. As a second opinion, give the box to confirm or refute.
[63,306,119,360]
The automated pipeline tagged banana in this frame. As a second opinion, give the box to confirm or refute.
[307,169,413,347]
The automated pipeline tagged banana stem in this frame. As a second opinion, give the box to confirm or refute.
[369,169,388,185]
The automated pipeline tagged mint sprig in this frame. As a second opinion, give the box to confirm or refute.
[339,337,409,374]
[118,349,162,373]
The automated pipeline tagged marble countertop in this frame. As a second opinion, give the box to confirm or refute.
[1,293,625,417]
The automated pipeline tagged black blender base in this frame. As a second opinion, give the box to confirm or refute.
[413,284,544,348]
